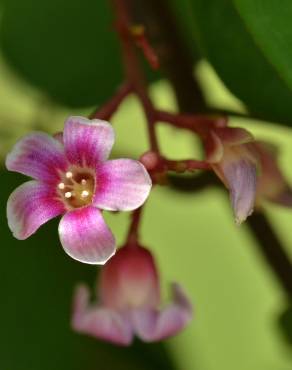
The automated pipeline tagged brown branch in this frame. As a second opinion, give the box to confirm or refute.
[247,212,292,298]
[123,0,292,301]
[125,206,144,247]
[89,82,132,120]
[125,0,207,113]
[111,0,160,152]
[155,110,227,137]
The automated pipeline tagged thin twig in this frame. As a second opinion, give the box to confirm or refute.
[125,206,144,246]
[89,82,132,120]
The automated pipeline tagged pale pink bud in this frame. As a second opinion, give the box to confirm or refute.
[72,246,192,345]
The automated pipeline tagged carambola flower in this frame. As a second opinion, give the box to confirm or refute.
[205,126,292,223]
[6,116,152,264]
[72,245,193,345]
[205,126,257,224]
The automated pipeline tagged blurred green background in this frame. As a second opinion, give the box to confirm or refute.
[1,1,292,369]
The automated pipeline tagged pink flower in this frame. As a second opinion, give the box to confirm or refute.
[205,126,257,224]
[6,116,152,264]
[205,126,292,223]
[72,245,192,345]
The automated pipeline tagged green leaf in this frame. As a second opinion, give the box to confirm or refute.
[0,170,176,370]
[0,0,123,107]
[188,0,292,125]
[0,0,162,109]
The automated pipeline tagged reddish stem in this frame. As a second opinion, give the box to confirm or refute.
[163,158,211,172]
[131,25,160,70]
[155,110,228,137]
[89,82,132,120]
[112,0,160,152]
[125,206,144,247]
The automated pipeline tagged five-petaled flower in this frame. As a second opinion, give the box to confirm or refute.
[6,116,152,264]
[72,245,193,345]
[205,126,292,223]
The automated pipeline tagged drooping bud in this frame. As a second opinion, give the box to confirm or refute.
[205,126,258,223]
[72,245,192,345]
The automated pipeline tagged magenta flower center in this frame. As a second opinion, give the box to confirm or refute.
[57,168,95,209]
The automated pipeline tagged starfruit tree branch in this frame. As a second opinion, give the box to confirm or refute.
[111,0,160,152]
[247,212,292,298]
[90,82,133,121]
[111,0,292,301]
[125,206,144,247]
[124,0,207,113]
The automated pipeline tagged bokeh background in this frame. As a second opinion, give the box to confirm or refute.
[1,1,292,369]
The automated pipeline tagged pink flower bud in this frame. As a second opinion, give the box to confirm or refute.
[72,246,192,345]
[100,246,160,309]
[205,126,257,223]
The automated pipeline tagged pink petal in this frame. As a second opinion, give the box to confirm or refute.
[132,283,193,342]
[94,159,152,211]
[205,131,224,163]
[58,206,115,264]
[63,116,115,168]
[6,132,67,183]
[214,147,257,224]
[100,246,160,310]
[7,181,65,240]
[214,127,254,146]
[72,284,133,346]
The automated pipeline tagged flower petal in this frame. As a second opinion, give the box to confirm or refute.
[214,127,254,146]
[214,147,257,224]
[6,132,67,182]
[94,159,152,211]
[205,131,224,163]
[100,246,160,310]
[72,284,133,346]
[132,283,193,342]
[63,116,115,167]
[7,181,65,239]
[58,206,115,264]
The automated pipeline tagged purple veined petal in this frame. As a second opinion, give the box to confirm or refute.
[6,132,67,183]
[63,116,115,168]
[58,206,116,264]
[7,180,65,240]
[94,159,152,211]
[216,147,257,224]
[132,283,193,342]
[72,284,133,346]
